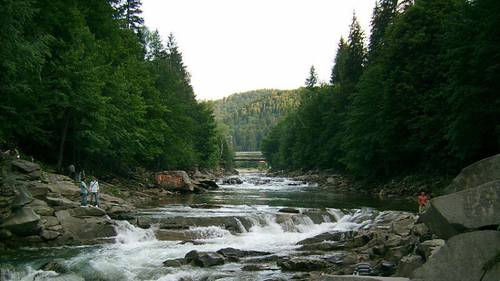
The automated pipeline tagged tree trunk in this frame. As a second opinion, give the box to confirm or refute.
[56,110,70,171]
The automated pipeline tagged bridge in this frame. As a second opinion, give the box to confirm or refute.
[234,151,266,162]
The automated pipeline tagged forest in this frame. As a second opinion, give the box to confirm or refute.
[262,0,500,179]
[0,0,232,175]
[212,89,300,151]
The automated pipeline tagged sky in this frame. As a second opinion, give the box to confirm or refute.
[142,0,376,100]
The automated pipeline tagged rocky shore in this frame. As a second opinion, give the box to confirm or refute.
[1,152,499,281]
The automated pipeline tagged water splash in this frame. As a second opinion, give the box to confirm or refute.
[113,220,156,244]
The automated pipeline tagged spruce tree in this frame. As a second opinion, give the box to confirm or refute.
[344,13,366,86]
[305,65,318,89]
[330,37,348,85]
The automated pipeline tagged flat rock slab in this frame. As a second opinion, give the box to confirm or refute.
[446,153,500,193]
[11,159,40,173]
[421,181,500,239]
[411,230,500,281]
[2,207,41,236]
[311,276,409,281]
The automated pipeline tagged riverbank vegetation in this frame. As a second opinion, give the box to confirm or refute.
[262,0,500,181]
[0,0,233,174]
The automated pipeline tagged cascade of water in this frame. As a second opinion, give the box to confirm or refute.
[234,217,248,233]
[113,220,157,244]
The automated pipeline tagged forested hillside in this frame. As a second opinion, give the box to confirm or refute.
[263,0,500,179]
[212,89,300,151]
[0,0,232,174]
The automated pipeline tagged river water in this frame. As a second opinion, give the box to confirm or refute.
[1,172,414,281]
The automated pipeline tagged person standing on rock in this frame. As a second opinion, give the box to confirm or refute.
[418,191,428,214]
[89,176,100,207]
[80,176,88,207]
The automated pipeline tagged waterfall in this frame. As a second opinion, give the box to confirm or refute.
[113,220,156,244]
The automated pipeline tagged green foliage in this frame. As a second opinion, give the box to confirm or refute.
[213,89,301,151]
[263,0,500,180]
[0,0,224,175]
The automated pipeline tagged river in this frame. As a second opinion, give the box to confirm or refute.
[1,172,414,281]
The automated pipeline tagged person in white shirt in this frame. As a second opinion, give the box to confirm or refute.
[89,176,100,207]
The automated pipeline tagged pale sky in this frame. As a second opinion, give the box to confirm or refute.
[142,0,375,100]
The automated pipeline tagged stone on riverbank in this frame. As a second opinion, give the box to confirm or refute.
[278,257,333,272]
[185,250,225,267]
[445,153,500,193]
[155,170,195,192]
[421,180,500,239]
[1,207,40,236]
[411,230,500,281]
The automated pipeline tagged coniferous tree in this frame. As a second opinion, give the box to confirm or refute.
[344,13,366,86]
[305,65,318,89]
[330,37,348,85]
[368,0,398,61]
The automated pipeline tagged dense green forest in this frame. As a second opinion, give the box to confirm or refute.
[263,0,500,179]
[0,0,232,174]
[212,89,300,151]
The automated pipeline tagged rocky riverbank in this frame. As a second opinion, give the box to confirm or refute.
[0,154,224,250]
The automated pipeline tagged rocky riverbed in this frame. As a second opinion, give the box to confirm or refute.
[1,153,499,281]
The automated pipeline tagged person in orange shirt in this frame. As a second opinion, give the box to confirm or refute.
[418,191,428,214]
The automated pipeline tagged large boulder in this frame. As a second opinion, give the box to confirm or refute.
[184,250,225,267]
[1,207,41,236]
[411,230,500,281]
[311,276,409,281]
[11,159,40,174]
[421,181,500,239]
[277,257,333,272]
[155,171,194,192]
[54,209,116,244]
[445,153,500,193]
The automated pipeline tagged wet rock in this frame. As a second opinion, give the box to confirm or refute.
[277,257,333,272]
[216,247,270,259]
[68,206,107,218]
[241,264,270,271]
[155,171,195,192]
[297,241,345,252]
[154,229,197,241]
[163,258,187,267]
[39,261,67,273]
[395,255,423,277]
[421,181,500,239]
[189,204,222,209]
[445,153,500,193]
[222,177,243,185]
[297,231,356,245]
[311,276,409,281]
[1,207,40,236]
[279,207,300,214]
[412,230,500,281]
[302,209,337,224]
[184,250,225,267]
[199,180,219,190]
[416,239,445,261]
[244,255,281,263]
[0,229,12,239]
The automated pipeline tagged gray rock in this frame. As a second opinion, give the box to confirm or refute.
[41,216,60,227]
[12,186,33,207]
[396,255,423,277]
[39,261,66,273]
[68,206,107,217]
[416,239,445,261]
[483,261,500,281]
[222,177,243,185]
[242,264,271,271]
[0,229,12,239]
[216,247,270,258]
[55,210,116,244]
[411,230,500,281]
[411,223,429,237]
[297,231,356,245]
[277,257,332,272]
[445,153,500,193]
[311,276,409,281]
[163,258,187,267]
[1,207,41,236]
[421,181,500,239]
[303,209,337,224]
[184,250,225,267]
[46,196,79,208]
[11,159,40,174]
[41,229,61,240]
[297,241,345,252]
[279,207,300,214]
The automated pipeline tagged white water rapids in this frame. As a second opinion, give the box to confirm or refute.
[2,173,405,281]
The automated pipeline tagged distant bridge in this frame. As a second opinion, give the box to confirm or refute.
[234,151,266,162]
